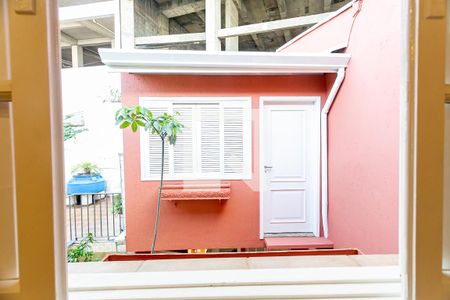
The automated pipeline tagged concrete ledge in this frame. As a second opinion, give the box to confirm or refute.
[69,266,400,291]
[68,266,401,299]
[69,254,398,274]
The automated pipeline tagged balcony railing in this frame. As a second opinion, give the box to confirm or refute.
[66,192,124,245]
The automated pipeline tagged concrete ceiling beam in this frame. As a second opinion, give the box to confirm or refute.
[59,1,115,23]
[218,12,332,38]
[161,0,205,19]
[80,21,115,39]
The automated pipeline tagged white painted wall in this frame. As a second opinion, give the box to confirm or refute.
[61,66,123,193]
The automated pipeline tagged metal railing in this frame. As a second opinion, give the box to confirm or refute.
[66,192,124,245]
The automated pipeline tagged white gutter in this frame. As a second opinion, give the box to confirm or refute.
[321,67,346,238]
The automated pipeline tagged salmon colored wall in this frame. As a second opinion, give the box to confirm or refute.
[121,75,327,251]
[280,3,356,53]
[282,0,401,254]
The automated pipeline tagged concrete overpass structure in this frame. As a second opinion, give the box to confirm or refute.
[59,0,351,68]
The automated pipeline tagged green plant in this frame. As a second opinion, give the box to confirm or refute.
[115,105,183,253]
[112,194,123,215]
[67,233,95,263]
[102,88,121,103]
[71,162,101,176]
[63,115,87,141]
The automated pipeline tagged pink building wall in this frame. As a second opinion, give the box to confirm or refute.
[121,0,400,254]
[281,0,401,253]
[121,75,328,251]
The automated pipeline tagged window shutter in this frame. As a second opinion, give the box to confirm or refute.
[173,104,194,174]
[223,106,245,174]
[199,104,221,174]
[140,97,252,180]
[141,104,169,179]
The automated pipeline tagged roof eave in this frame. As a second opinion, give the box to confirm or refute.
[99,49,351,75]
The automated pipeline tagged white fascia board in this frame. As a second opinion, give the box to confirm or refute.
[98,49,351,75]
[59,1,115,23]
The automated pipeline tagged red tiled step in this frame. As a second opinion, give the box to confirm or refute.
[264,237,334,250]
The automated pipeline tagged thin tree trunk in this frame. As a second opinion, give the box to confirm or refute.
[151,137,164,253]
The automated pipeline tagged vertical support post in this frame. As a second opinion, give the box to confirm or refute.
[99,195,103,236]
[112,195,116,237]
[106,194,110,240]
[205,0,221,51]
[87,195,90,234]
[68,196,72,241]
[276,0,292,42]
[225,0,238,51]
[80,197,84,237]
[402,0,447,298]
[323,0,332,12]
[114,0,121,49]
[307,0,321,14]
[120,0,135,49]
[71,45,83,68]
[73,197,77,239]
[93,193,97,237]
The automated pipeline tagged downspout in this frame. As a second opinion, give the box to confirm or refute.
[321,67,346,238]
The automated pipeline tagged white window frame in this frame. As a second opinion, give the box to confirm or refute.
[139,96,252,181]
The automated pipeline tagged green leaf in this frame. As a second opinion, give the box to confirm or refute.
[67,232,95,263]
[131,122,138,132]
[135,120,145,127]
[120,121,130,129]
[168,135,177,145]
[116,106,183,147]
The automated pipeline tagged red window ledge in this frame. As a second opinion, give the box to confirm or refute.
[161,183,231,202]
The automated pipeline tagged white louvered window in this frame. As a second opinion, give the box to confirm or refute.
[140,97,252,180]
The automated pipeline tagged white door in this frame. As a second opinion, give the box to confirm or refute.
[262,99,320,236]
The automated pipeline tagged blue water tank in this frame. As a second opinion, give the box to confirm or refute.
[66,175,107,195]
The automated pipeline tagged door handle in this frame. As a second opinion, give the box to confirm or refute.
[264,165,273,173]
